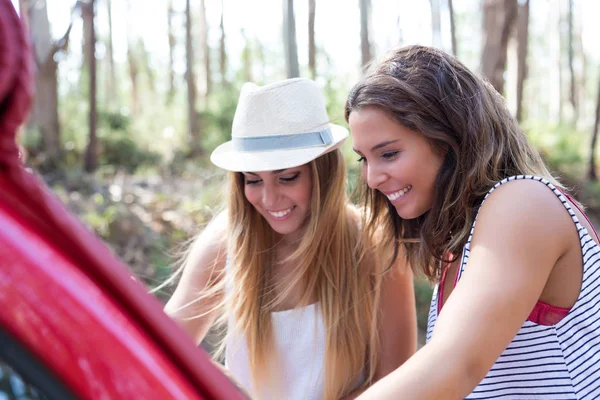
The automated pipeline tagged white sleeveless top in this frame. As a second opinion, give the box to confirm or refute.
[427,175,600,399]
[225,303,328,400]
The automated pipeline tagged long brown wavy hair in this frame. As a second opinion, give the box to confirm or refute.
[214,149,382,399]
[345,45,560,282]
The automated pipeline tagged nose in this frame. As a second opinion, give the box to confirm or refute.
[365,163,388,190]
[261,184,280,208]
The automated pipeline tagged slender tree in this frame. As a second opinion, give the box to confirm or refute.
[589,68,600,181]
[126,0,139,115]
[219,0,227,83]
[576,7,587,118]
[481,0,518,94]
[430,0,442,49]
[199,0,211,97]
[139,40,155,94]
[105,0,116,103]
[558,4,564,124]
[241,30,254,83]
[185,0,201,155]
[396,15,403,45]
[308,0,316,79]
[359,0,372,68]
[167,0,176,103]
[515,0,530,122]
[568,0,577,120]
[448,0,457,56]
[82,0,98,172]
[283,0,300,78]
[26,0,77,166]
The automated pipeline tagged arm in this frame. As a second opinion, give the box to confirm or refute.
[341,254,418,400]
[164,212,228,345]
[374,260,418,378]
[356,180,573,399]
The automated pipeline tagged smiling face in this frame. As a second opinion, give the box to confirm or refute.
[349,106,444,220]
[242,164,313,237]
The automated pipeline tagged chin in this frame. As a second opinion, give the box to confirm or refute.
[394,206,428,220]
[267,222,301,236]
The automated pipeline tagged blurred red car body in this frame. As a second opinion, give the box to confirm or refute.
[0,0,246,399]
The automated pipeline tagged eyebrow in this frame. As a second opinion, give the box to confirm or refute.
[245,169,289,176]
[353,139,400,153]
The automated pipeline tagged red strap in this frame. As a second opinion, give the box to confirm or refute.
[437,252,455,314]
[437,264,449,315]
[563,192,600,243]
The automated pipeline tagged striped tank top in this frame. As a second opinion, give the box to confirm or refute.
[426,175,600,399]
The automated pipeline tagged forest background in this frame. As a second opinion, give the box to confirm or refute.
[11,0,600,346]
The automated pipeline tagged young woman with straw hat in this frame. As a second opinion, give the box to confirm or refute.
[164,78,417,400]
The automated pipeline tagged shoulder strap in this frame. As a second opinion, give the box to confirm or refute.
[456,175,584,281]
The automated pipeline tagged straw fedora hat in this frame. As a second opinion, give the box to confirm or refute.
[210,78,348,172]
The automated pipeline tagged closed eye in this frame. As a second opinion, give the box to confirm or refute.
[382,151,399,160]
[280,172,301,182]
[245,178,262,185]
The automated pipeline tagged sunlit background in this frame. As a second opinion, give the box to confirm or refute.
[8,0,600,354]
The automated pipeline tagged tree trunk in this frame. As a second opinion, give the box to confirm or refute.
[106,0,116,103]
[82,0,98,172]
[558,7,564,125]
[241,30,253,83]
[139,40,155,94]
[430,0,442,49]
[199,0,211,97]
[308,0,316,79]
[448,0,457,56]
[219,0,227,84]
[256,41,267,83]
[126,0,139,115]
[481,0,518,94]
[34,54,61,164]
[588,70,600,181]
[515,0,529,123]
[167,0,176,103]
[568,0,577,121]
[27,0,61,163]
[185,0,201,155]
[359,0,371,69]
[576,8,586,119]
[283,0,299,78]
[397,15,403,45]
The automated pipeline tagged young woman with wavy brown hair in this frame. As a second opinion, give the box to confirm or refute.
[346,45,600,399]
[164,78,417,400]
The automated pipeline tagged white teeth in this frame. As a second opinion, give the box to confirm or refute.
[268,207,293,218]
[387,185,412,201]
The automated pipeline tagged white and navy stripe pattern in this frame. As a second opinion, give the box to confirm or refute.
[426,175,600,399]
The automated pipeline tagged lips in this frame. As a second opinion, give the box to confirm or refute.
[267,206,294,220]
[384,185,412,202]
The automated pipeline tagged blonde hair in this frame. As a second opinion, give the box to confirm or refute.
[188,149,382,399]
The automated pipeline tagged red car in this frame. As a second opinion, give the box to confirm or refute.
[0,1,246,399]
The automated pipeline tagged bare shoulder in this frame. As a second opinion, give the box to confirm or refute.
[474,178,574,254]
[480,178,570,221]
[186,210,229,275]
[345,203,364,226]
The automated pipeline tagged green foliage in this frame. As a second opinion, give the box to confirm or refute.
[82,204,119,237]
[414,276,434,332]
[98,110,132,131]
[99,135,162,173]
[525,122,587,178]
[585,181,600,209]
[200,85,240,153]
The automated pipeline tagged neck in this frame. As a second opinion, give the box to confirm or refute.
[277,222,308,249]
